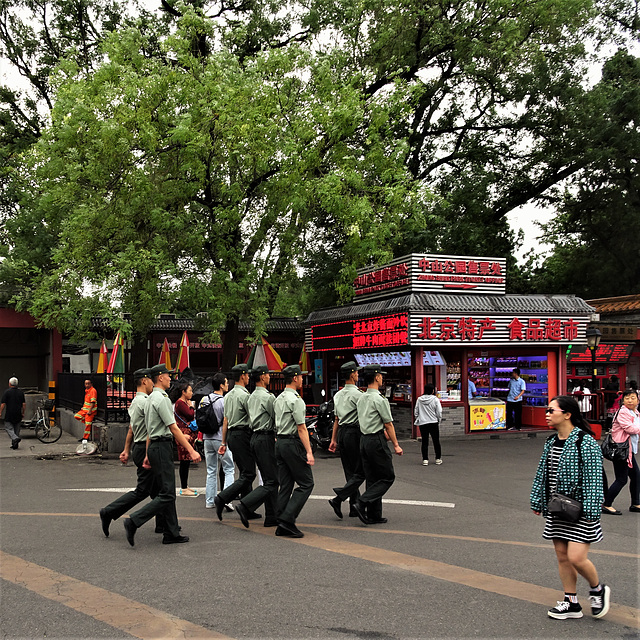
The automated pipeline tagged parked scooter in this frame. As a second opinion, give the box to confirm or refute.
[306,400,335,453]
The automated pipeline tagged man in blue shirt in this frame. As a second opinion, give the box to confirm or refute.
[506,368,526,430]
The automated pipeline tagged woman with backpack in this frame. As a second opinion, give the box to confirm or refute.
[602,388,640,515]
[530,395,610,620]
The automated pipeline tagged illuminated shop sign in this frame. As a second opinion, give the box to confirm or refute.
[566,343,634,364]
[353,351,445,367]
[410,314,588,346]
[310,313,409,352]
[354,254,507,301]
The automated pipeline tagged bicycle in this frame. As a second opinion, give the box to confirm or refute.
[31,399,63,443]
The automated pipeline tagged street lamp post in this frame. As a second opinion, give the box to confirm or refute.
[586,327,602,393]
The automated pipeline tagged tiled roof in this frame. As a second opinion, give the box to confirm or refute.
[90,316,304,333]
[305,293,594,324]
[586,294,640,315]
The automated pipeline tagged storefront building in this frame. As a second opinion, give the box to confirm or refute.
[305,254,595,439]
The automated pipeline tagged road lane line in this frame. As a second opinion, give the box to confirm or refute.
[0,550,233,640]
[247,526,640,630]
[1,511,638,559]
[57,488,456,508]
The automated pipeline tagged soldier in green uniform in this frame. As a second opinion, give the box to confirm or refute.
[123,364,201,546]
[328,361,365,519]
[353,364,403,525]
[235,365,279,528]
[214,363,257,521]
[274,364,314,538]
[99,368,165,536]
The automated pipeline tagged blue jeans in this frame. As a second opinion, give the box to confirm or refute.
[204,438,235,507]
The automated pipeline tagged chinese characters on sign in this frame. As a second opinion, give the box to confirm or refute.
[417,258,505,290]
[353,262,410,298]
[411,315,585,345]
[566,343,635,364]
[310,314,409,351]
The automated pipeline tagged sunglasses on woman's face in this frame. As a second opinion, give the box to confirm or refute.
[545,408,564,414]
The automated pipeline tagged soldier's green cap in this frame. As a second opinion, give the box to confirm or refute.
[282,364,304,376]
[149,364,174,376]
[340,361,361,374]
[133,368,151,378]
[251,365,269,376]
[362,364,387,375]
[231,363,250,374]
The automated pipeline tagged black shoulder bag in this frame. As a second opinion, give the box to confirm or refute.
[547,432,584,523]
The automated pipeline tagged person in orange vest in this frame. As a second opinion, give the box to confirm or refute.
[75,379,97,444]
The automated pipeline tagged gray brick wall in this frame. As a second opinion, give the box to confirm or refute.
[439,405,466,437]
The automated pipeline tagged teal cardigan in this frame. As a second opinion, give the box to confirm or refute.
[530,427,604,521]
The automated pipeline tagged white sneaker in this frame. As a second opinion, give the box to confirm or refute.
[435,459,443,465]
[422,460,429,466]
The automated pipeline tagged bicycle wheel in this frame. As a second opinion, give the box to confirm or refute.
[36,413,62,443]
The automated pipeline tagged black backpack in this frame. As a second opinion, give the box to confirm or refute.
[196,394,223,435]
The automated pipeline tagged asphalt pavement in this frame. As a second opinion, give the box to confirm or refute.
[1,431,638,639]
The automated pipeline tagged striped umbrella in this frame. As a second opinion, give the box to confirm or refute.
[106,331,125,384]
[245,337,285,371]
[176,331,190,372]
[299,343,311,374]
[159,338,172,370]
[96,339,108,374]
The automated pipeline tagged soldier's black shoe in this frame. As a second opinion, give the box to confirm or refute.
[214,495,224,521]
[369,517,388,524]
[236,502,250,528]
[349,508,359,517]
[264,518,279,527]
[123,518,137,546]
[275,525,294,536]
[162,534,190,544]
[328,498,343,519]
[99,508,112,537]
[352,501,371,525]
[277,521,304,538]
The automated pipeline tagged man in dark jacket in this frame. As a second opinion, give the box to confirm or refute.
[1,377,26,450]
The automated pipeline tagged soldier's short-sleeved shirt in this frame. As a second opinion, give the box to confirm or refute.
[333,384,363,426]
[274,387,306,436]
[248,386,276,432]
[224,384,251,429]
[145,387,175,440]
[128,391,149,443]
[357,388,393,435]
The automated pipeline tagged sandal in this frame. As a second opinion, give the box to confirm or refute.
[179,487,198,497]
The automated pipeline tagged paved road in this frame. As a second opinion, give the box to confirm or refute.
[1,433,638,639]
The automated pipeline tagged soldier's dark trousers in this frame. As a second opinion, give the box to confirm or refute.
[218,428,256,504]
[240,432,278,519]
[102,442,165,529]
[275,437,314,524]
[129,440,179,537]
[333,426,365,507]
[359,431,395,520]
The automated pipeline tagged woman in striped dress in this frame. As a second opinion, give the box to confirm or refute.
[530,395,610,620]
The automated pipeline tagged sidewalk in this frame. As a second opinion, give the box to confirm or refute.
[0,430,81,460]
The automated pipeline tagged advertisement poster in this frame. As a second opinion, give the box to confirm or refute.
[469,404,506,431]
[314,358,323,383]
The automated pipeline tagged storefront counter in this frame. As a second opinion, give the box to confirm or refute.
[522,405,550,429]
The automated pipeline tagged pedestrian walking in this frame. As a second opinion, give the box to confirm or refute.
[1,377,25,450]
[414,383,443,466]
[602,388,640,515]
[99,369,166,536]
[530,395,610,620]
[353,364,403,525]
[199,373,235,510]
[274,364,314,538]
[170,381,199,497]
[235,365,279,528]
[328,361,365,519]
[214,363,257,520]
[123,364,201,546]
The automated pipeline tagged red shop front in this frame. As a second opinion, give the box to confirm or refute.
[304,254,595,438]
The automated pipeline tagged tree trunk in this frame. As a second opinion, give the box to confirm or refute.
[129,335,149,372]
[221,317,240,372]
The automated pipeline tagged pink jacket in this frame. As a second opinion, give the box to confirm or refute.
[611,406,640,467]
